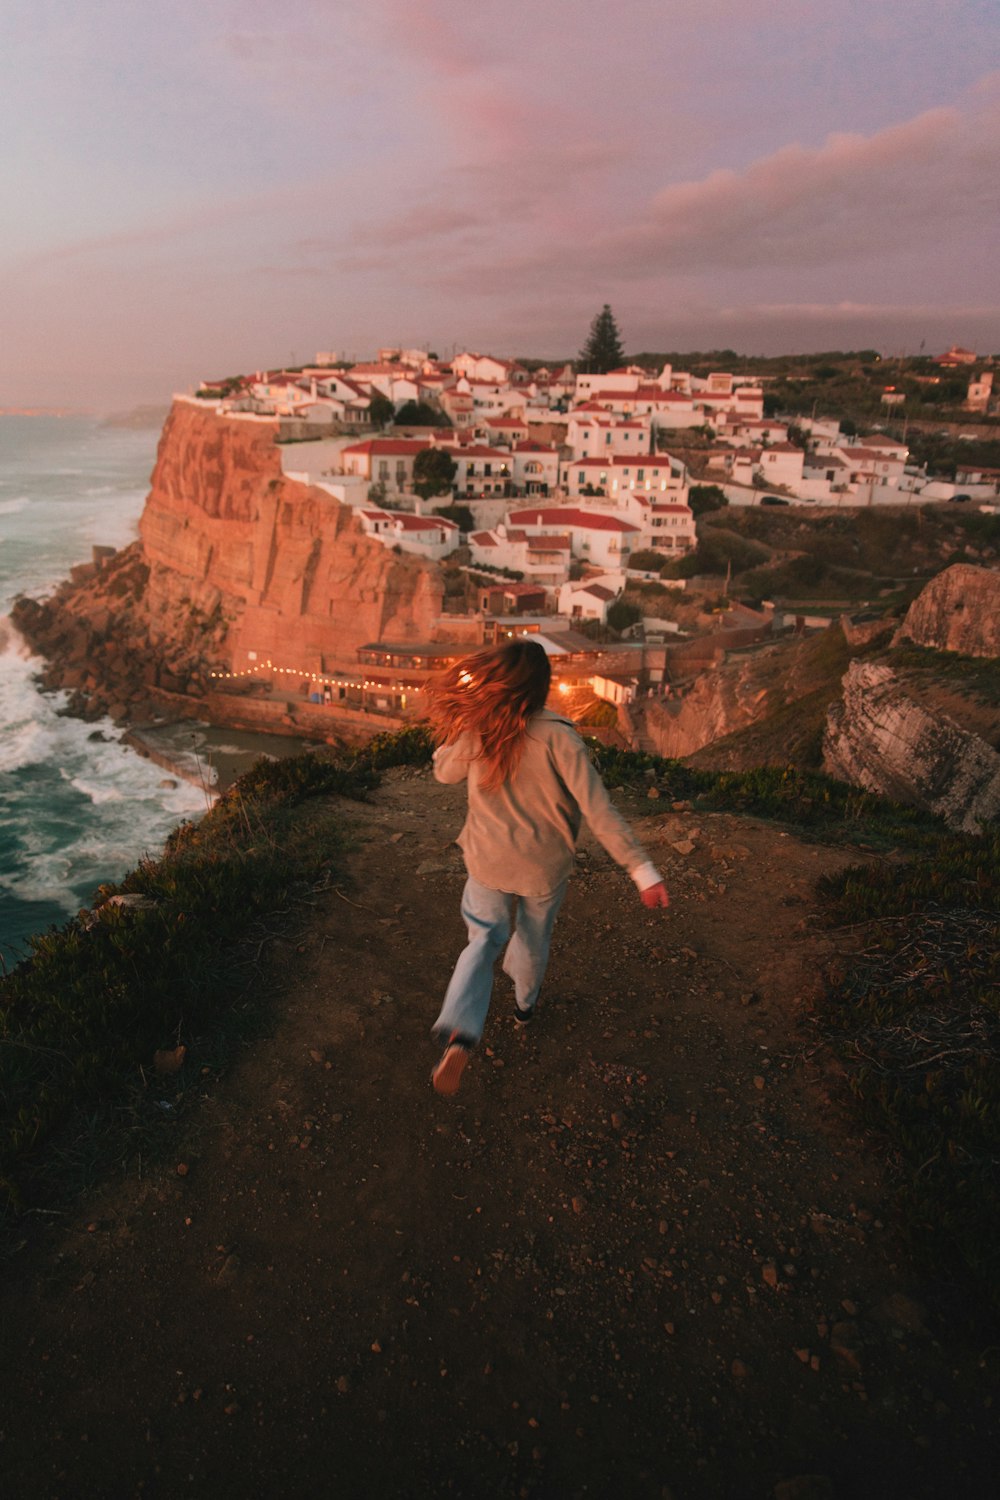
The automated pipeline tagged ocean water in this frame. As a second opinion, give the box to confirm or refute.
[0,415,208,961]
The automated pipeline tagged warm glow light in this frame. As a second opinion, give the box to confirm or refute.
[558,682,570,694]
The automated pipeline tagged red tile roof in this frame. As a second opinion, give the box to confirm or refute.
[507,506,640,534]
[341,439,428,456]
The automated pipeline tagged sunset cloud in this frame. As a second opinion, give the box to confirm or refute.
[1,3,999,406]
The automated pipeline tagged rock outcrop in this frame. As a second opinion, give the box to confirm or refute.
[823,661,1000,832]
[12,399,444,726]
[896,563,1000,658]
[642,625,852,765]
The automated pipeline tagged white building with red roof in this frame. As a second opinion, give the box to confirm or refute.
[468,526,572,585]
[451,353,531,385]
[557,581,619,623]
[566,412,653,459]
[359,508,460,561]
[506,505,641,571]
[340,437,430,492]
[575,386,700,429]
[637,500,697,555]
[442,443,514,497]
[563,455,688,505]
[510,441,560,496]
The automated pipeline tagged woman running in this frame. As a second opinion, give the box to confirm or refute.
[427,639,669,1095]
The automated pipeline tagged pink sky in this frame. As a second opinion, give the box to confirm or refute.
[1,0,998,409]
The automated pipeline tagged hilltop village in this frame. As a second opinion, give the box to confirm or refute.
[13,336,1000,826]
[181,342,998,725]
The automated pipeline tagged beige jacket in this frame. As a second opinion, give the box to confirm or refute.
[433,709,661,898]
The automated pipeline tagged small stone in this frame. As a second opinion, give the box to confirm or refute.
[794,1348,810,1363]
[730,1359,750,1379]
[672,840,695,856]
[830,1320,862,1371]
[753,1075,766,1091]
[176,1162,189,1177]
[336,1376,351,1395]
[872,1292,927,1334]
[762,1263,779,1288]
[571,1197,585,1215]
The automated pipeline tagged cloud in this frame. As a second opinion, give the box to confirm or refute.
[718,300,1000,323]
[594,77,1000,278]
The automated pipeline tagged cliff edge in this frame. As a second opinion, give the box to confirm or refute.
[13,399,444,726]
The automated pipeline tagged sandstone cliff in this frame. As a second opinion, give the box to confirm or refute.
[896,563,1000,658]
[823,661,1000,833]
[13,399,444,725]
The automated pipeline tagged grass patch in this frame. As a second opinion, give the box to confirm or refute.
[589,747,943,848]
[888,644,1000,706]
[0,730,434,1235]
[815,830,1000,1305]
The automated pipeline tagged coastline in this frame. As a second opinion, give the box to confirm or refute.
[123,719,325,794]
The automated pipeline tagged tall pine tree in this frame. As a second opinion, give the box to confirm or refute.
[577,304,625,374]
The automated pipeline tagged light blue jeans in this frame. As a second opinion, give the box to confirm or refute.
[433,874,568,1045]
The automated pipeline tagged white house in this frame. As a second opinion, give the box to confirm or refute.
[468,526,572,585]
[755,443,806,490]
[563,455,687,504]
[576,387,700,430]
[557,581,618,622]
[339,438,429,492]
[573,365,651,402]
[359,509,459,561]
[637,500,697,555]
[510,441,560,496]
[566,413,653,459]
[451,353,530,385]
[443,444,514,497]
[714,416,789,446]
[506,505,641,571]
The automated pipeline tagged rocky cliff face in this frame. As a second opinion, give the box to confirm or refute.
[12,399,443,724]
[642,626,852,764]
[823,661,1000,833]
[140,399,443,669]
[896,563,1000,658]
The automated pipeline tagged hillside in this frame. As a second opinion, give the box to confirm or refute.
[2,764,998,1499]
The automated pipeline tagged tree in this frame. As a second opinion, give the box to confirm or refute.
[606,599,641,633]
[367,392,395,427]
[394,400,449,427]
[688,484,728,518]
[578,304,625,375]
[412,448,457,501]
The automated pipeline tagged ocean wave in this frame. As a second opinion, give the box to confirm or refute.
[66,775,125,805]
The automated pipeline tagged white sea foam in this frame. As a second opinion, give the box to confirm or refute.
[0,418,205,944]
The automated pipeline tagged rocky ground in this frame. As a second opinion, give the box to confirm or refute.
[2,769,998,1499]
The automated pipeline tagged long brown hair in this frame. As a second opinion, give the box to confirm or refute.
[426,640,552,790]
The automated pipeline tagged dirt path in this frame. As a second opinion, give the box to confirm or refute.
[2,769,996,1499]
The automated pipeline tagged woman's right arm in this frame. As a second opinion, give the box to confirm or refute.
[433,732,477,784]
